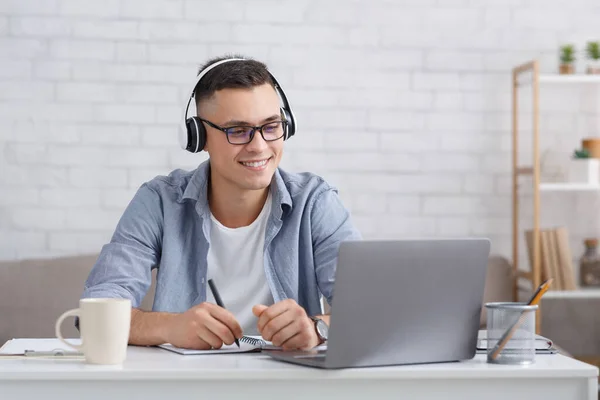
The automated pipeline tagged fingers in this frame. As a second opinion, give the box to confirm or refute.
[279,317,315,350]
[256,299,317,350]
[206,304,243,340]
[261,311,295,342]
[196,324,226,349]
[252,304,268,317]
[204,314,238,345]
[256,300,295,332]
[269,318,299,347]
[185,303,242,348]
[181,335,213,350]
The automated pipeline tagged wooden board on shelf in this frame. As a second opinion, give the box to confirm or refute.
[525,230,535,279]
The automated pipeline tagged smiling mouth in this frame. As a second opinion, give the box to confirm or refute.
[240,158,270,168]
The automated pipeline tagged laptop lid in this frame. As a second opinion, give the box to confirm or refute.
[322,238,491,369]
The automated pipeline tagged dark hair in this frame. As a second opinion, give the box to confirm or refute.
[194,54,274,109]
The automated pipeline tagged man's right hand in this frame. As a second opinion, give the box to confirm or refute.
[165,303,243,350]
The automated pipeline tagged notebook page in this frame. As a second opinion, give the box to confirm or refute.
[158,341,260,355]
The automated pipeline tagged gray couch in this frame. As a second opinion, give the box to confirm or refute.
[0,255,156,344]
[0,253,513,346]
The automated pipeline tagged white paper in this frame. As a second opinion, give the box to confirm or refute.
[0,338,82,355]
[476,330,553,350]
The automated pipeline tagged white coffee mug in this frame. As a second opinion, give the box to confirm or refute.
[55,298,131,365]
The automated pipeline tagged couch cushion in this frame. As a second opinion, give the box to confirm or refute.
[0,254,156,345]
[480,255,514,327]
[541,293,600,357]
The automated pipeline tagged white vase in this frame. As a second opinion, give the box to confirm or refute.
[567,158,600,184]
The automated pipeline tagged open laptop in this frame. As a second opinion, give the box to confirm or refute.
[265,238,491,369]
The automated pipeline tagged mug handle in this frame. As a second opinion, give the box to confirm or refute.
[55,309,84,351]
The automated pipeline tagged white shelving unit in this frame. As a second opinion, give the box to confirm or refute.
[538,74,600,192]
[512,60,600,333]
[539,74,600,84]
[540,183,600,191]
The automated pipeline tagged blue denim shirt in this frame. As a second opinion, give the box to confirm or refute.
[82,160,361,317]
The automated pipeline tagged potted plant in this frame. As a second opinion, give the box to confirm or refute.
[586,41,600,74]
[559,44,576,74]
[568,148,599,185]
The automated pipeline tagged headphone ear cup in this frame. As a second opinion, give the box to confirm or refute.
[280,107,295,140]
[185,117,206,153]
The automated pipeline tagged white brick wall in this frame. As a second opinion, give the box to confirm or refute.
[1,0,599,266]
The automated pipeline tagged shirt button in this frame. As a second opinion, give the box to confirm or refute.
[201,278,205,283]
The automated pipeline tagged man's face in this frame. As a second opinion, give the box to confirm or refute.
[200,83,284,193]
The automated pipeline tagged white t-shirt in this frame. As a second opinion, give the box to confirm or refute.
[206,193,274,335]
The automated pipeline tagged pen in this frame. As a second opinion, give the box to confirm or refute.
[0,350,85,358]
[24,349,85,357]
[207,279,240,348]
[489,278,553,360]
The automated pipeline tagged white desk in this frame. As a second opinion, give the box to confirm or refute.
[0,345,597,400]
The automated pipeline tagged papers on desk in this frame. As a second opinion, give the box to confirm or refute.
[0,338,84,358]
[476,330,558,354]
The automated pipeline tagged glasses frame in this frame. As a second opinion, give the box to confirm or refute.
[198,118,288,145]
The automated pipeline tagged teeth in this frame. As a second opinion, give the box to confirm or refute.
[242,159,268,168]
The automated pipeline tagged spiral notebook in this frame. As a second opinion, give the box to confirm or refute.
[158,335,283,355]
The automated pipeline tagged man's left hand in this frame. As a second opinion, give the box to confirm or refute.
[252,299,319,351]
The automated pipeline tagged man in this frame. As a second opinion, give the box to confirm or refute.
[82,55,361,351]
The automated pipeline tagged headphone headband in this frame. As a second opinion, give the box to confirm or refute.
[179,58,296,153]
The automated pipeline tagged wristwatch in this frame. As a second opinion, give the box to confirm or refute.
[309,316,329,343]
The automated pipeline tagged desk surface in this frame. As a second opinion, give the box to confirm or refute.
[1,344,598,400]
[0,344,597,381]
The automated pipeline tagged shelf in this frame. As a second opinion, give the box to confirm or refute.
[542,288,600,298]
[539,74,600,84]
[539,183,600,191]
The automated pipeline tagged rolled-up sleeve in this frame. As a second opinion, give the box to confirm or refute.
[82,183,163,308]
[310,188,362,306]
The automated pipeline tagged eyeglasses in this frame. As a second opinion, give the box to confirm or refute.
[199,118,288,145]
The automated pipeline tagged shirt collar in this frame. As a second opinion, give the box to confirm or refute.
[181,160,293,218]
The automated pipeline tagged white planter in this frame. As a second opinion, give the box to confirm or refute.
[567,158,600,184]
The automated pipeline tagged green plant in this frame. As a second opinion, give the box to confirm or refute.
[560,44,576,64]
[587,41,600,60]
[573,148,590,158]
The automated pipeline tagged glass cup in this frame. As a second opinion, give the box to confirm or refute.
[485,302,538,365]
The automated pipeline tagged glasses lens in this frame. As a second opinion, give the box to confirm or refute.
[226,126,254,144]
[262,121,285,141]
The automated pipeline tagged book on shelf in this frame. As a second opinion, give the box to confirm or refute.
[554,227,577,290]
[524,227,577,291]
